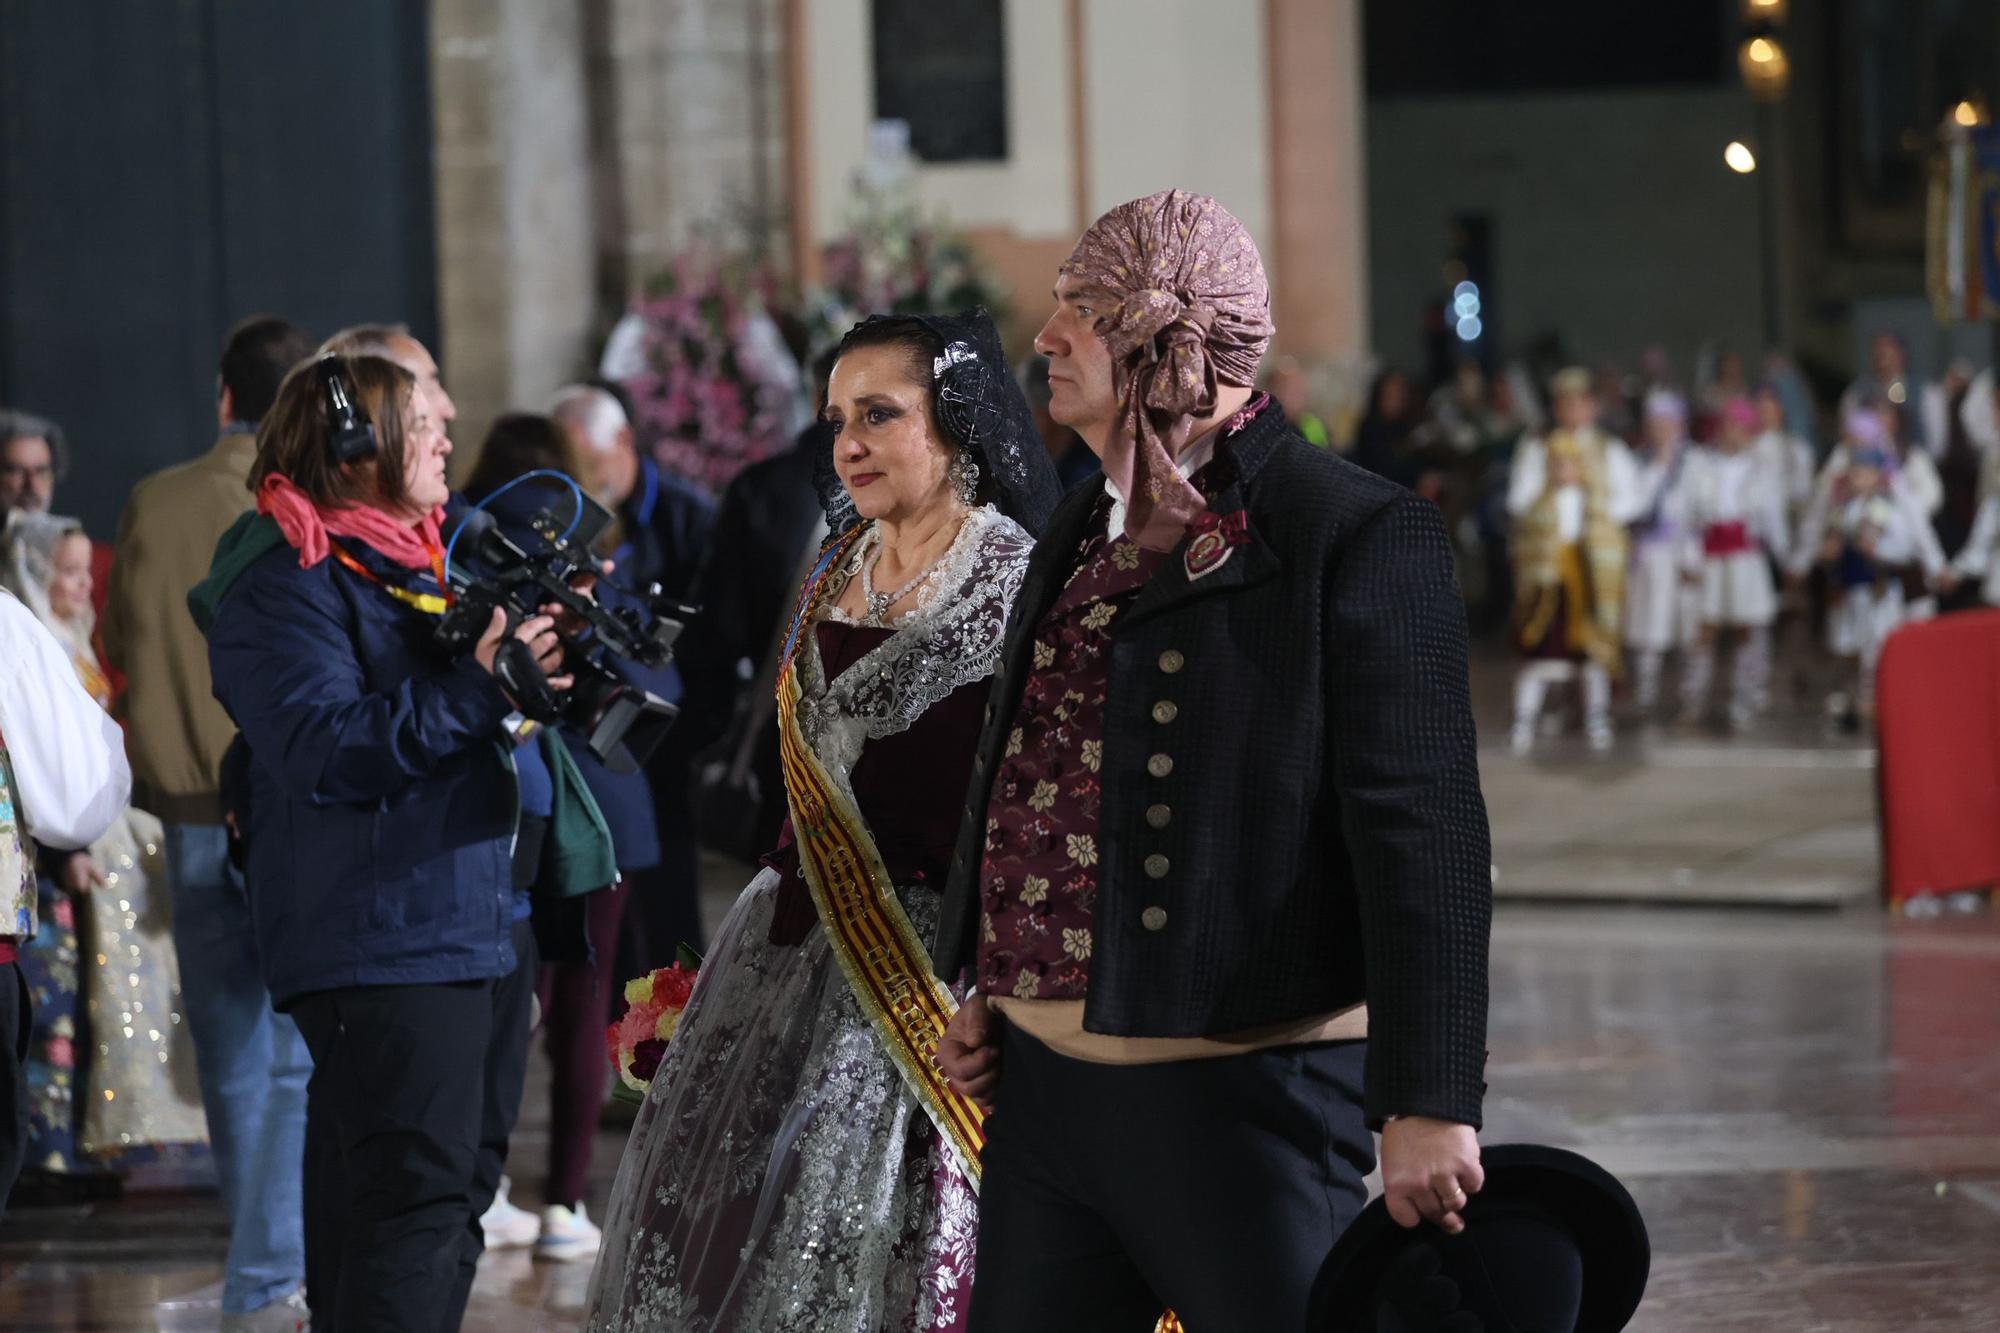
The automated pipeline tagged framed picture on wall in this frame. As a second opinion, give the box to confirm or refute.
[1833,0,1998,255]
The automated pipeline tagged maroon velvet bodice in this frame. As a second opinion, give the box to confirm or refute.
[764,621,988,900]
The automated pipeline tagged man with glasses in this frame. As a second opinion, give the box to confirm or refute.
[0,412,62,518]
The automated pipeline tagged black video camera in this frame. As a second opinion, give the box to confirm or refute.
[435,482,692,775]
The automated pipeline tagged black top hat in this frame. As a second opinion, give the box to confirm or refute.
[1314,1144,1650,1333]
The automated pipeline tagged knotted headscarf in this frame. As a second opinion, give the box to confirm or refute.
[1060,190,1273,549]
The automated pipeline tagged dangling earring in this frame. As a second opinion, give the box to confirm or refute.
[949,449,980,505]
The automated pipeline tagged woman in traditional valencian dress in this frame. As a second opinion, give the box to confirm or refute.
[586,309,1059,1331]
[1,512,207,1191]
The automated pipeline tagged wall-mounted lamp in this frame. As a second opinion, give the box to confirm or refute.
[1738,36,1791,103]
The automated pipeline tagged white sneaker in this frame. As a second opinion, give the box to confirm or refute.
[535,1202,603,1263]
[219,1286,309,1332]
[481,1175,541,1250]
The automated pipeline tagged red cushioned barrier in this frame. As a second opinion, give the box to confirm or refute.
[1876,608,2000,904]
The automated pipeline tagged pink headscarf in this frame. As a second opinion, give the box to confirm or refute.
[1721,397,1759,432]
[257,472,443,571]
[1060,190,1273,549]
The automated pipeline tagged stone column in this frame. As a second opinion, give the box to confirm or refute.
[1264,0,1369,361]
[597,0,788,290]
[429,0,595,466]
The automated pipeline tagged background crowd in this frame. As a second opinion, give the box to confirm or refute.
[0,294,1993,1325]
[1329,332,2000,738]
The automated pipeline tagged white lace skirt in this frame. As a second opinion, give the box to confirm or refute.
[584,867,978,1333]
[1624,542,1700,651]
[1830,584,1910,665]
[1698,551,1779,627]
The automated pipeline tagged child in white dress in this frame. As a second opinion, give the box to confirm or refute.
[1792,415,1945,724]
[1622,390,1701,715]
[1682,398,1790,730]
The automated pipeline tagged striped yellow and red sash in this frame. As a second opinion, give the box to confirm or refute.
[774,526,1184,1333]
[773,523,988,1184]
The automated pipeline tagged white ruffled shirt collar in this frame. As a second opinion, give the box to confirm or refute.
[1103,434,1219,540]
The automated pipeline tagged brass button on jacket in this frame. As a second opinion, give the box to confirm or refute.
[1141,906,1169,931]
[1144,854,1170,879]
[1158,649,1185,674]
[1151,700,1179,725]
[1145,803,1172,829]
[1147,753,1174,779]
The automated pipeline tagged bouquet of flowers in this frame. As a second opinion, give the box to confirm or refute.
[601,247,806,497]
[801,147,1009,356]
[606,950,701,1100]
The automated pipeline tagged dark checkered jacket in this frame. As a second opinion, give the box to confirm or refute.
[934,403,1492,1128]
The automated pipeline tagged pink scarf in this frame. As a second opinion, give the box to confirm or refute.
[257,473,443,570]
[1060,190,1273,550]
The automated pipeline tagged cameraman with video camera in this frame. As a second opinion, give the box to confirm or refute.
[192,353,579,1333]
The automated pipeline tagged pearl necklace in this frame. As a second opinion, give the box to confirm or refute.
[855,513,967,625]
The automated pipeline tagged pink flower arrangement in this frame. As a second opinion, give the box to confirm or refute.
[612,250,802,496]
[608,183,1008,498]
[606,186,1006,498]
[606,961,699,1094]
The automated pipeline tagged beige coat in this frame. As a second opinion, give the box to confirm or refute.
[101,429,258,822]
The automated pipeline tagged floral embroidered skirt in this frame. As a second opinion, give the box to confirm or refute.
[585,867,976,1332]
[19,810,207,1178]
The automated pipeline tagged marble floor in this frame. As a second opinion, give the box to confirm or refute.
[5,671,1997,1330]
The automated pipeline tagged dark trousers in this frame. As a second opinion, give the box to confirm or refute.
[535,881,628,1207]
[293,921,537,1332]
[620,769,706,987]
[969,1026,1375,1333]
[0,961,30,1217]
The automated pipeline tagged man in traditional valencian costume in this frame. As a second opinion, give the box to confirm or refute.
[934,190,1493,1331]
[1505,367,1641,753]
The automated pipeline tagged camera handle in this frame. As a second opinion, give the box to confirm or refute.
[493,636,565,723]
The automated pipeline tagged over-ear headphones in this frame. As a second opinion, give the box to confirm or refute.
[316,354,378,464]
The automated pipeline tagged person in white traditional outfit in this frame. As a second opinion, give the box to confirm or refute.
[1751,382,1818,538]
[1944,372,2000,606]
[0,512,206,1190]
[586,309,1060,1333]
[1809,394,1944,618]
[1682,399,1791,731]
[1622,389,1702,716]
[1815,392,1946,520]
[0,553,131,1215]
[1791,412,1946,726]
[1750,382,1821,697]
[1507,368,1643,753]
